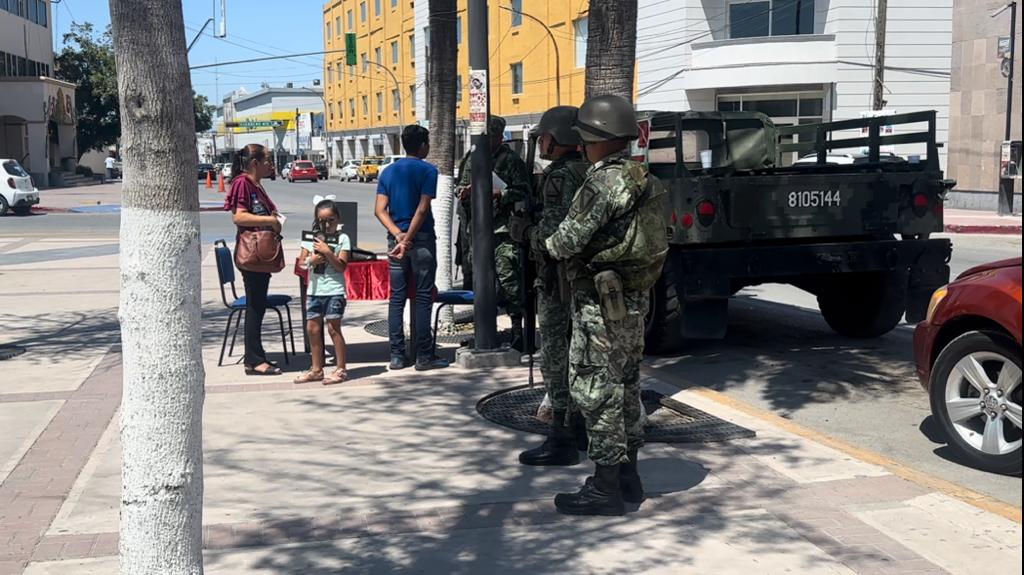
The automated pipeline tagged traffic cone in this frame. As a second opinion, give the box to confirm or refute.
[217,173,226,193]
[205,170,213,189]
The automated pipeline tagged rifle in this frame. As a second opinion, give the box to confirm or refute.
[517,134,539,387]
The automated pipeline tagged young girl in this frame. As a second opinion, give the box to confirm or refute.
[294,198,351,385]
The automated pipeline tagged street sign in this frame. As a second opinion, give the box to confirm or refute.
[225,120,284,129]
[345,33,357,66]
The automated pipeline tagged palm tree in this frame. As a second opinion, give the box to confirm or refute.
[585,0,638,102]
[109,1,205,572]
[426,0,459,323]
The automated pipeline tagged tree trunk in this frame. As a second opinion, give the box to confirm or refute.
[426,0,459,324]
[585,0,638,102]
[109,1,205,573]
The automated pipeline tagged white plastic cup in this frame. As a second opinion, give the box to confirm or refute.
[700,150,713,169]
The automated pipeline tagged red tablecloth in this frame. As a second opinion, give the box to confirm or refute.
[294,259,390,301]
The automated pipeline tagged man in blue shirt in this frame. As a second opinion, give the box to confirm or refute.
[375,124,449,371]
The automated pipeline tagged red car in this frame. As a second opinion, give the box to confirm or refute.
[914,257,1022,474]
[288,160,318,183]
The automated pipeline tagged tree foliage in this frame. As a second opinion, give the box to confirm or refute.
[56,23,213,158]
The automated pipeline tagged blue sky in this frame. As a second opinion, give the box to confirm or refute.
[52,0,325,106]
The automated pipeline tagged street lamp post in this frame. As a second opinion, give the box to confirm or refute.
[303,83,332,174]
[499,4,560,106]
[368,60,405,152]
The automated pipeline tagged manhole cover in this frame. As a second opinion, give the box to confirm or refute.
[0,345,27,361]
[364,315,512,345]
[477,385,755,444]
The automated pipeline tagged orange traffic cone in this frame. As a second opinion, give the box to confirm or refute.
[205,170,213,189]
[217,173,226,193]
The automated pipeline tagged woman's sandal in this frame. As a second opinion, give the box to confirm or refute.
[322,368,348,385]
[245,363,282,376]
[293,369,324,384]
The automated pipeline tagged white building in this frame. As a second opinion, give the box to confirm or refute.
[1,0,77,187]
[213,85,326,169]
[637,0,952,166]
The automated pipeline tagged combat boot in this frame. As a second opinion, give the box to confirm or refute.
[620,448,644,504]
[554,463,624,516]
[519,411,580,466]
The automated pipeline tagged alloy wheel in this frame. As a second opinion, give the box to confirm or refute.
[944,351,1023,456]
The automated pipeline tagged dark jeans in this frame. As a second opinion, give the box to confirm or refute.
[240,269,271,366]
[388,233,436,360]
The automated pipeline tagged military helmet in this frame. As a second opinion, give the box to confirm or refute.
[574,94,638,143]
[530,106,581,146]
[488,115,507,135]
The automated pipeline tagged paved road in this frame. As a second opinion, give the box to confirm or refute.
[2,183,1021,506]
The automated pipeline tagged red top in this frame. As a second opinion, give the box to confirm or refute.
[223,175,277,224]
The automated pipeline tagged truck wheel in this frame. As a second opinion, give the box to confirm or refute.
[644,258,685,355]
[818,270,907,338]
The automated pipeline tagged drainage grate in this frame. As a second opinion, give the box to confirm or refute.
[0,345,27,362]
[364,316,512,345]
[477,385,755,444]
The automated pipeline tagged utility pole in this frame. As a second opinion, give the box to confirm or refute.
[993,1,1018,215]
[872,0,888,110]
[295,107,300,160]
[469,0,498,350]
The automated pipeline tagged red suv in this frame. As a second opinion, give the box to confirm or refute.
[288,160,318,183]
[914,258,1022,474]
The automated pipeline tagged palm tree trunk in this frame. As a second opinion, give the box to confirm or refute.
[109,1,205,573]
[426,0,459,325]
[585,0,638,102]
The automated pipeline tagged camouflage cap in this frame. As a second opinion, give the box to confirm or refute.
[489,115,507,135]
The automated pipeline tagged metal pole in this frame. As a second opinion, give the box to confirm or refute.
[369,61,404,148]
[469,0,498,350]
[500,5,560,106]
[872,0,888,110]
[998,1,1017,215]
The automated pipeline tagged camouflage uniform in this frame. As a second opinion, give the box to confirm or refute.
[528,152,589,418]
[456,143,532,318]
[545,151,668,467]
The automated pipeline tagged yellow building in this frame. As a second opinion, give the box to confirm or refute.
[322,0,589,162]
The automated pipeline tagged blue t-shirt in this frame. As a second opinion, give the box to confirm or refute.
[376,157,437,235]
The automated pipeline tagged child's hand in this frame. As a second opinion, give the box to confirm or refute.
[313,239,333,256]
[310,253,326,266]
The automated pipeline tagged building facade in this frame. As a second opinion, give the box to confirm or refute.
[212,86,325,169]
[1,0,77,188]
[947,0,1021,208]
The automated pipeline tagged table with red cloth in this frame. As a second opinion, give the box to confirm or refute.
[293,258,390,300]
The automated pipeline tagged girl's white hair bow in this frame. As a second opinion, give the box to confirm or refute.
[313,194,337,205]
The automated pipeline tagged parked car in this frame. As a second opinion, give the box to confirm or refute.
[198,163,215,180]
[288,160,319,183]
[220,163,232,180]
[314,161,329,180]
[376,154,405,178]
[281,162,293,180]
[356,157,383,182]
[339,159,362,181]
[792,152,907,166]
[914,257,1022,474]
[1,159,40,216]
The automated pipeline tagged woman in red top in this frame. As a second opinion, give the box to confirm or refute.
[223,144,283,375]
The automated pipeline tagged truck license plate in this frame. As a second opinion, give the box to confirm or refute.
[785,190,842,209]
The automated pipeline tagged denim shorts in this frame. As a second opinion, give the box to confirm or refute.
[306,295,347,320]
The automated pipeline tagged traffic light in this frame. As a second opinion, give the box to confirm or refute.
[345,33,357,66]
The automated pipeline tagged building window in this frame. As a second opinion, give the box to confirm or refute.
[337,100,343,120]
[335,16,341,37]
[456,16,462,44]
[510,62,523,94]
[374,0,381,17]
[337,62,343,82]
[350,98,356,117]
[511,0,522,26]
[360,1,367,22]
[375,47,382,66]
[729,0,814,39]
[361,95,369,115]
[391,0,398,8]
[456,74,462,104]
[361,52,369,72]
[349,63,356,76]
[391,40,399,65]
[574,17,588,68]
[718,91,825,164]
[326,22,332,41]
[328,103,335,121]
[409,84,417,109]
[392,89,400,113]
[409,34,416,61]
[376,92,383,114]
[327,65,333,84]
[347,9,354,30]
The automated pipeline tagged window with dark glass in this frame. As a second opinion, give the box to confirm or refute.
[729,1,770,39]
[772,0,815,36]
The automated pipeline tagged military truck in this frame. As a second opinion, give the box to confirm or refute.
[637,110,953,354]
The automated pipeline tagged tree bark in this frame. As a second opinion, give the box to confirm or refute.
[109,1,205,573]
[426,0,459,318]
[585,0,638,102]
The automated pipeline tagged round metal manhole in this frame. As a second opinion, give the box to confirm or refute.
[0,345,27,361]
[477,385,755,444]
[364,311,514,345]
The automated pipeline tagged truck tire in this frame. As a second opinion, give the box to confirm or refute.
[644,258,685,355]
[818,270,908,338]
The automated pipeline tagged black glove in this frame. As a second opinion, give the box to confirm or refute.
[509,215,533,244]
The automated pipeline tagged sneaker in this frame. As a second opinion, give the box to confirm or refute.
[415,357,450,371]
[389,356,411,371]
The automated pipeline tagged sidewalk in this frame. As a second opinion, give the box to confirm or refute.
[0,234,1021,574]
[33,182,223,213]
[944,208,1023,235]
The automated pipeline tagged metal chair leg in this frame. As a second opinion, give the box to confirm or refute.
[219,310,239,367]
[229,309,243,359]
[272,307,289,364]
[432,303,447,356]
[284,304,296,356]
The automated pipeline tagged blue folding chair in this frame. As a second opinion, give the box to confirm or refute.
[214,240,296,366]
[432,290,475,353]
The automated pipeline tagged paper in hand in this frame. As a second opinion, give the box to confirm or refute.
[491,171,507,193]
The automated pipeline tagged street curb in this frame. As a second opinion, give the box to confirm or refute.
[30,206,71,213]
[640,365,1023,525]
[32,205,224,214]
[944,224,1022,235]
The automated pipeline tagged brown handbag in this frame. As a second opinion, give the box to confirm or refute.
[234,228,285,273]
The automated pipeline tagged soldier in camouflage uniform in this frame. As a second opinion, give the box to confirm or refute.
[509,106,590,467]
[543,95,669,516]
[455,115,533,348]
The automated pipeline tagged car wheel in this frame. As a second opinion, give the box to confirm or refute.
[0,196,10,217]
[13,205,31,216]
[929,330,1022,475]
